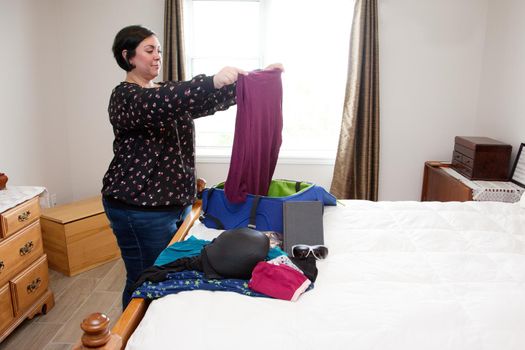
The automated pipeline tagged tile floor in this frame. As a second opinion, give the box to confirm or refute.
[0,259,125,350]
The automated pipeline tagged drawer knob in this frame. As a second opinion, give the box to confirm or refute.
[0,260,4,273]
[19,241,34,256]
[18,210,31,222]
[26,277,42,294]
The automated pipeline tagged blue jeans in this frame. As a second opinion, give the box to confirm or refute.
[102,198,191,309]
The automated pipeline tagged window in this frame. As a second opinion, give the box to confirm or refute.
[184,0,353,163]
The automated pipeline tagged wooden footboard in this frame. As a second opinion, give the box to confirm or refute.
[73,197,203,350]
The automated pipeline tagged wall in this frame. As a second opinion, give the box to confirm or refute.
[475,0,525,162]
[0,0,70,203]
[4,0,517,204]
[59,0,164,202]
[378,0,489,200]
[0,0,164,204]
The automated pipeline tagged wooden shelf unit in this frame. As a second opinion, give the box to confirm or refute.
[421,161,473,202]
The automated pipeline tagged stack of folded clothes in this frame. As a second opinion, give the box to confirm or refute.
[132,228,320,302]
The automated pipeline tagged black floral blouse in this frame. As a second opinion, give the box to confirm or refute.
[102,75,236,208]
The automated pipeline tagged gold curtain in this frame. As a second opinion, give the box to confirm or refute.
[163,0,186,81]
[330,0,380,200]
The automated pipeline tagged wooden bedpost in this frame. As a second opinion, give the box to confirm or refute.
[196,178,206,194]
[73,313,122,349]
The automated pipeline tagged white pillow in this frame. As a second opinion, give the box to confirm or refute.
[520,191,525,208]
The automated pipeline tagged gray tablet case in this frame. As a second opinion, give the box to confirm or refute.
[283,201,324,255]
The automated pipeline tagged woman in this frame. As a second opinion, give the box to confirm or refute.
[102,25,283,308]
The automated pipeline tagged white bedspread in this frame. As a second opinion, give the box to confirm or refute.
[126,200,525,350]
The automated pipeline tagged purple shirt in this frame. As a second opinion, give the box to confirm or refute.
[224,69,283,203]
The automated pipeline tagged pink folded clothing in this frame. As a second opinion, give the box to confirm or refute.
[248,261,311,302]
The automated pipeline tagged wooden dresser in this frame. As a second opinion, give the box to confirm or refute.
[421,161,524,202]
[0,193,54,343]
[421,162,472,201]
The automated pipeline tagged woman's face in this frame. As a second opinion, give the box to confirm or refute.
[128,35,162,79]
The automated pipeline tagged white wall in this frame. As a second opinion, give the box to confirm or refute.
[4,0,522,204]
[0,0,163,204]
[378,0,489,200]
[0,0,70,202]
[475,0,525,162]
[57,0,164,202]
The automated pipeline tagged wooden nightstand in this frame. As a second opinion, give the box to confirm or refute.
[0,189,55,342]
[40,196,120,276]
[421,161,472,201]
[421,161,523,202]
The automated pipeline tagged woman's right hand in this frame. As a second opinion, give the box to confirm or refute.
[213,66,247,89]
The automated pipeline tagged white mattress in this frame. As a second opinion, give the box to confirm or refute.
[126,200,525,350]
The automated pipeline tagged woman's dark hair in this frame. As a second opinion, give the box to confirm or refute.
[112,25,156,71]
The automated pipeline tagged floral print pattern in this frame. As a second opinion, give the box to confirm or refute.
[102,75,236,207]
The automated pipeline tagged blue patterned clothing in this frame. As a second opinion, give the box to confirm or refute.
[132,270,268,299]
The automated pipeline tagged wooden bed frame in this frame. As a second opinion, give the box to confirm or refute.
[74,190,204,350]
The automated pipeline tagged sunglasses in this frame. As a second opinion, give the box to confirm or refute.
[291,244,329,260]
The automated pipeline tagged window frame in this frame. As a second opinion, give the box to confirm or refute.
[184,0,340,165]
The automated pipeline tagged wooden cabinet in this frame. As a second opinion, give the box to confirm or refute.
[421,162,473,202]
[0,196,54,343]
[421,161,523,202]
[451,136,512,180]
[40,196,120,276]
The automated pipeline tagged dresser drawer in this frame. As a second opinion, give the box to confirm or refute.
[452,155,473,178]
[453,148,474,168]
[0,284,14,333]
[454,143,475,159]
[462,154,474,168]
[1,197,41,239]
[453,150,463,163]
[10,254,49,314]
[0,221,44,286]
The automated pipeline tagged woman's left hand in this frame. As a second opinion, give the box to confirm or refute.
[264,63,284,72]
[213,66,248,89]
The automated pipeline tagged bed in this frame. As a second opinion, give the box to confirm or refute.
[76,198,525,350]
